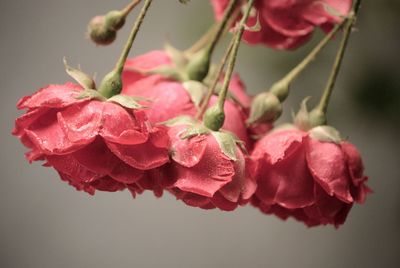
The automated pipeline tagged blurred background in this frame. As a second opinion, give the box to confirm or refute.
[1,1,399,267]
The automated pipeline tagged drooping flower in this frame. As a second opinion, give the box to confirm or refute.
[164,123,256,211]
[13,83,170,196]
[121,49,257,148]
[251,126,371,227]
[210,0,352,50]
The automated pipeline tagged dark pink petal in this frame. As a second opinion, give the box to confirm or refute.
[172,135,235,197]
[13,108,49,136]
[57,101,102,144]
[25,110,85,154]
[255,140,315,209]
[110,162,144,184]
[58,172,96,195]
[212,192,238,211]
[169,125,208,168]
[124,50,172,71]
[253,129,307,164]
[303,185,352,227]
[306,139,353,203]
[100,102,148,145]
[106,137,169,170]
[17,83,84,110]
[47,155,100,184]
[341,141,365,183]
[89,176,126,192]
[262,3,315,37]
[71,138,118,175]
[302,0,352,26]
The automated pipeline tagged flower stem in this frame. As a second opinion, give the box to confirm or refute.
[196,37,235,120]
[205,0,239,56]
[269,18,348,101]
[98,0,153,98]
[315,0,362,115]
[216,0,254,111]
[121,0,142,17]
[115,0,152,74]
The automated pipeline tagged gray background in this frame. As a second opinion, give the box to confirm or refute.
[1,1,399,267]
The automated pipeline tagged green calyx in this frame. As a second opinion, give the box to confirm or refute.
[185,47,211,82]
[293,98,328,131]
[203,104,225,131]
[98,70,123,99]
[247,92,282,125]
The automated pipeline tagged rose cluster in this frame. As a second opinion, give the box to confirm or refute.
[13,0,370,228]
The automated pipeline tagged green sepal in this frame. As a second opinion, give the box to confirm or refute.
[293,97,312,131]
[76,89,106,101]
[164,42,188,71]
[182,80,207,108]
[107,94,145,109]
[63,58,96,90]
[211,131,239,161]
[180,124,210,139]
[309,125,342,144]
[244,12,261,32]
[160,115,198,127]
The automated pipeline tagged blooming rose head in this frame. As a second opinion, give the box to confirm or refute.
[121,49,262,149]
[251,125,371,227]
[163,123,256,211]
[210,0,352,50]
[13,83,170,196]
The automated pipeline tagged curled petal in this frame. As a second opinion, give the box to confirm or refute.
[17,83,84,110]
[169,125,208,168]
[172,135,235,197]
[100,103,148,145]
[306,139,353,203]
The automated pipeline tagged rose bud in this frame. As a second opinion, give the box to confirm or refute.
[13,83,170,196]
[210,0,352,50]
[251,125,371,227]
[164,124,256,211]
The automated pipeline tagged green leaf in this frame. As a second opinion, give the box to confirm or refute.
[107,94,144,109]
[211,131,238,161]
[180,124,210,139]
[63,57,96,89]
[182,80,207,108]
[76,89,106,101]
[160,115,197,127]
[309,125,342,144]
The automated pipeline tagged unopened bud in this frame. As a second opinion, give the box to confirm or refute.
[203,104,225,131]
[247,92,282,125]
[88,16,117,46]
[104,10,126,31]
[186,49,211,82]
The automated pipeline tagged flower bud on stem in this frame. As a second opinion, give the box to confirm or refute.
[203,0,254,131]
[88,0,141,46]
[310,0,362,125]
[186,0,239,81]
[98,0,153,98]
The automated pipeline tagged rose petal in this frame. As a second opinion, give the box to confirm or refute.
[17,83,84,110]
[306,139,353,203]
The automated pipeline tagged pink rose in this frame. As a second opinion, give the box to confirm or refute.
[210,0,352,50]
[251,128,371,227]
[13,83,170,195]
[122,50,255,148]
[165,124,256,211]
